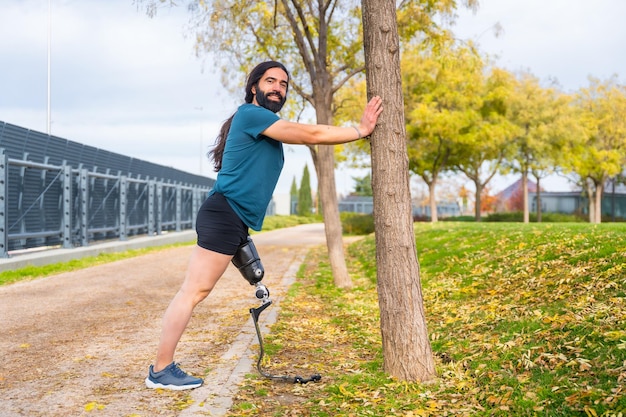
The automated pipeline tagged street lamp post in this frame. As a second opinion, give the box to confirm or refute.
[47,0,51,135]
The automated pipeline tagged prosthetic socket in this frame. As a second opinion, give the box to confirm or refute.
[232,237,269,302]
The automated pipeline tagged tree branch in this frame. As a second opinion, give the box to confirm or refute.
[281,0,316,76]
[331,65,365,95]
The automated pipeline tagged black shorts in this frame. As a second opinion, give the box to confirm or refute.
[196,192,249,255]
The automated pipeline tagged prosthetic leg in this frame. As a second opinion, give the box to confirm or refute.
[231,237,321,384]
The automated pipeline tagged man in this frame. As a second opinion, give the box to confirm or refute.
[146,61,382,390]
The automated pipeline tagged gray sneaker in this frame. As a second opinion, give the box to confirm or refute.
[145,362,203,390]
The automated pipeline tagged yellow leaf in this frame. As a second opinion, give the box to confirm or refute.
[584,406,598,417]
[525,391,538,400]
[338,383,353,398]
[84,401,105,411]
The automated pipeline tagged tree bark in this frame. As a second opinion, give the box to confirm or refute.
[362,0,435,382]
[428,179,438,222]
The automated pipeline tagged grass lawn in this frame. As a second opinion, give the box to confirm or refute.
[229,222,626,416]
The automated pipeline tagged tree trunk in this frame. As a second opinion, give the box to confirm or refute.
[428,179,438,223]
[474,182,482,222]
[315,145,352,288]
[586,179,595,223]
[536,177,542,223]
[309,79,353,289]
[362,0,436,382]
[522,171,529,223]
[594,182,603,223]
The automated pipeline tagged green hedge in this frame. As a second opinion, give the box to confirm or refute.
[340,212,374,235]
[485,211,587,222]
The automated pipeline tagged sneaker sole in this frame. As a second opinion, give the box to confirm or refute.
[145,377,202,391]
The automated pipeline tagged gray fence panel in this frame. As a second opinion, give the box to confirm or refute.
[0,150,8,257]
[0,121,214,255]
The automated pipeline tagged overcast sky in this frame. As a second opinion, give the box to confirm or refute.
[1,0,625,195]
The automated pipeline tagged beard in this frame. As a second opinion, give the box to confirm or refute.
[255,89,286,113]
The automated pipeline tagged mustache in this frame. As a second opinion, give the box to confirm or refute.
[267,92,283,100]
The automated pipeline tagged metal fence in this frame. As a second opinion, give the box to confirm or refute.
[0,121,214,257]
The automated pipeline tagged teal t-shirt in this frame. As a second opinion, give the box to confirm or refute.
[210,104,283,231]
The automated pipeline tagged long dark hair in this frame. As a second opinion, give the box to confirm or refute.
[208,61,290,172]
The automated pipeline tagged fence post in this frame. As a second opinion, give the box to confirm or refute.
[192,187,199,230]
[156,181,163,235]
[148,180,155,236]
[175,184,182,232]
[0,149,8,258]
[79,168,89,247]
[62,164,73,248]
[119,175,128,241]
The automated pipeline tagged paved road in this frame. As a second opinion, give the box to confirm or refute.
[0,224,328,417]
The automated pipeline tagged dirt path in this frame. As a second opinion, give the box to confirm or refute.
[0,224,328,417]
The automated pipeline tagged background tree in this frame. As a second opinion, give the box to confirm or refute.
[452,67,517,221]
[362,0,435,382]
[352,172,372,196]
[505,72,571,223]
[403,40,483,222]
[290,176,298,197]
[289,176,298,214]
[297,165,313,216]
[479,185,498,214]
[529,89,581,222]
[569,76,626,223]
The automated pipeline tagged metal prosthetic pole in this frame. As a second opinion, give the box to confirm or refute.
[249,286,321,384]
[232,237,321,384]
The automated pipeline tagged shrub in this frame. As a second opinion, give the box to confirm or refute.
[260,215,321,231]
[340,212,374,235]
[486,211,587,222]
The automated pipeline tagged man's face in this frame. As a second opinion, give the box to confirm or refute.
[253,67,289,113]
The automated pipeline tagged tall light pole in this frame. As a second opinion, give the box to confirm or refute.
[46,0,51,135]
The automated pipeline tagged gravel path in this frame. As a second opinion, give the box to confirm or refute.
[0,224,327,417]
